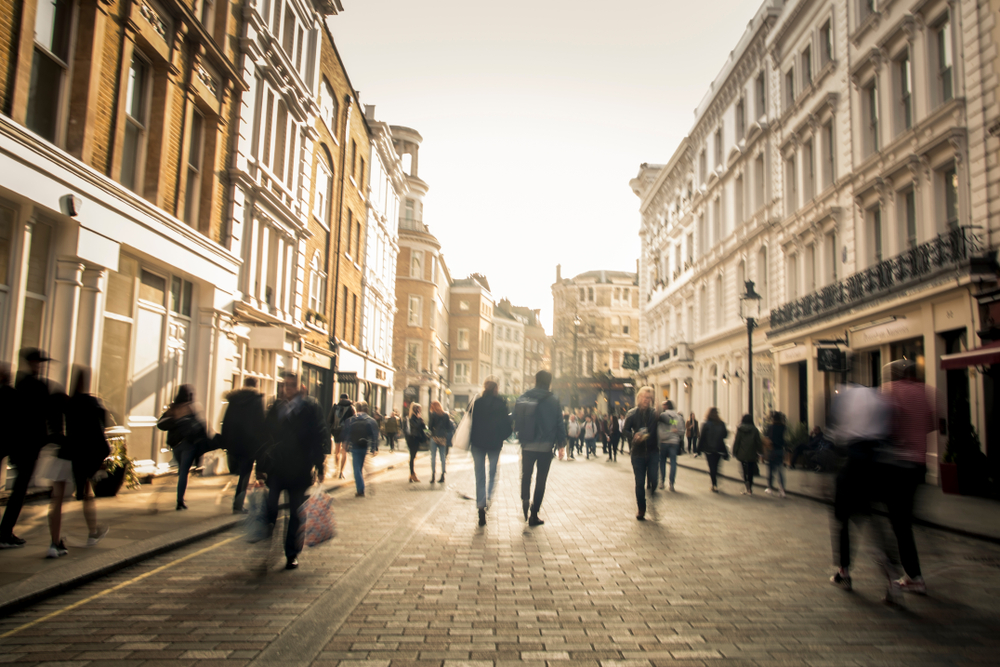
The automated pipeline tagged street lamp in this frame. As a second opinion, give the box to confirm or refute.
[740,280,763,421]
[571,314,582,409]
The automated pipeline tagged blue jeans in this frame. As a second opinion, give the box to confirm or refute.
[768,453,785,490]
[471,447,500,509]
[176,446,197,506]
[658,443,679,487]
[585,438,596,457]
[352,448,367,494]
[430,439,447,479]
[631,455,656,513]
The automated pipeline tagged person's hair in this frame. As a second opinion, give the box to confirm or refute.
[282,372,298,384]
[535,369,552,390]
[663,399,674,410]
[636,386,654,406]
[690,412,696,419]
[244,377,258,388]
[483,376,499,395]
[705,407,720,422]
[340,393,349,399]
[430,400,443,413]
[409,403,421,418]
[72,366,91,396]
[172,384,194,406]
[355,400,369,413]
[771,411,785,424]
[741,413,753,425]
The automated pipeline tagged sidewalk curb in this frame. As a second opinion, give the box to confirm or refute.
[0,461,400,618]
[676,460,1000,545]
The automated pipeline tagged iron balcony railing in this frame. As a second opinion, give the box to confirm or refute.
[770,226,981,330]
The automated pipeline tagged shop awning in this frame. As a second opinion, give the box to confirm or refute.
[940,341,1000,370]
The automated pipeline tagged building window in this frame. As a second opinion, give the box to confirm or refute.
[588,287,594,301]
[715,274,723,329]
[941,164,959,231]
[895,53,913,133]
[308,254,326,314]
[121,53,151,192]
[457,328,469,350]
[319,78,338,134]
[784,67,795,111]
[825,232,838,285]
[454,362,470,384]
[758,246,768,310]
[686,232,694,265]
[803,139,815,202]
[407,295,422,326]
[406,341,421,371]
[754,154,766,210]
[410,249,423,279]
[901,188,917,249]
[755,71,766,119]
[787,253,799,300]
[697,213,707,256]
[802,46,812,88]
[27,0,73,144]
[935,17,954,105]
[820,19,833,65]
[699,285,708,335]
[860,0,876,23]
[736,98,746,141]
[784,153,797,214]
[822,121,835,189]
[184,109,205,226]
[868,206,883,265]
[712,197,722,244]
[459,300,469,311]
[806,244,817,293]
[699,148,707,184]
[714,127,723,168]
[863,79,879,156]
[622,318,630,335]
[314,157,333,222]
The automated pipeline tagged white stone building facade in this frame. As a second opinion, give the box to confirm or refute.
[492,306,525,397]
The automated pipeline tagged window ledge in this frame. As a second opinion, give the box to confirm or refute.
[305,321,328,334]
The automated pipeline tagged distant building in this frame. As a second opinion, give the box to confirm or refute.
[449,275,494,409]
[498,299,550,389]
[492,304,524,397]
[551,265,640,414]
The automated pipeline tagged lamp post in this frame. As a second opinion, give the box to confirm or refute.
[739,280,763,421]
[571,314,582,409]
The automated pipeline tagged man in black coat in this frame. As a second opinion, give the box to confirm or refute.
[261,372,327,570]
[1,349,53,548]
[223,377,266,512]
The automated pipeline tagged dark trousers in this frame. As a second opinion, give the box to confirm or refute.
[705,453,722,486]
[609,438,619,460]
[833,456,874,569]
[0,455,38,538]
[407,442,419,474]
[883,463,925,578]
[631,455,656,513]
[688,434,698,454]
[176,446,198,506]
[520,450,552,513]
[232,455,255,511]
[266,482,308,561]
[741,461,755,490]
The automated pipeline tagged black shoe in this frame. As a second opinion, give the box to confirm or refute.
[636,512,646,521]
[285,558,298,570]
[176,502,188,510]
[438,475,445,483]
[528,514,544,527]
[478,508,486,526]
[0,535,26,549]
[522,501,530,521]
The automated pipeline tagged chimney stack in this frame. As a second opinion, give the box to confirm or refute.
[556,264,561,282]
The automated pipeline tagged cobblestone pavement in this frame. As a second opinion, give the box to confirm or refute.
[1,447,999,666]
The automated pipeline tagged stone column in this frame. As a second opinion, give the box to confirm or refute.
[50,259,85,389]
[74,267,107,372]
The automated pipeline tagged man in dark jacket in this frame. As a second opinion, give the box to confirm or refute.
[329,394,355,479]
[1,349,53,548]
[262,373,327,570]
[469,377,512,525]
[223,377,266,512]
[514,370,566,527]
[623,386,659,520]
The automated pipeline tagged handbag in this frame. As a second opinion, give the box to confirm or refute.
[298,490,336,547]
[244,486,270,543]
[452,401,473,451]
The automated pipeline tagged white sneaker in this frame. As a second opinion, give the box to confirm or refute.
[764,488,772,495]
[897,575,927,595]
[883,579,904,606]
[45,540,69,559]
[87,525,110,547]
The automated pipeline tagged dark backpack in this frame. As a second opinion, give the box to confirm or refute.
[348,416,372,447]
[514,393,547,444]
[330,404,351,439]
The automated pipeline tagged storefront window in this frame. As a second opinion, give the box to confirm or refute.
[890,337,925,381]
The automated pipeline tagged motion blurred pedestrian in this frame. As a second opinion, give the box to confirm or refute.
[566,415,580,460]
[261,372,327,570]
[405,404,427,482]
[656,399,683,492]
[428,400,451,484]
[44,368,109,558]
[328,394,355,479]
[0,349,53,549]
[732,414,764,495]
[686,412,699,455]
[624,386,658,520]
[156,384,209,511]
[608,412,621,462]
[699,407,728,492]
[470,377,512,525]
[341,401,379,497]
[881,359,937,595]
[764,412,787,497]
[384,411,400,452]
[583,416,597,459]
[222,377,265,513]
[515,370,565,526]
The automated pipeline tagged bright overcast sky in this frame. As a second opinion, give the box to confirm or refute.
[329,0,766,333]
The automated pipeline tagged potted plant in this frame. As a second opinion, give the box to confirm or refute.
[94,425,141,497]
[315,312,327,327]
